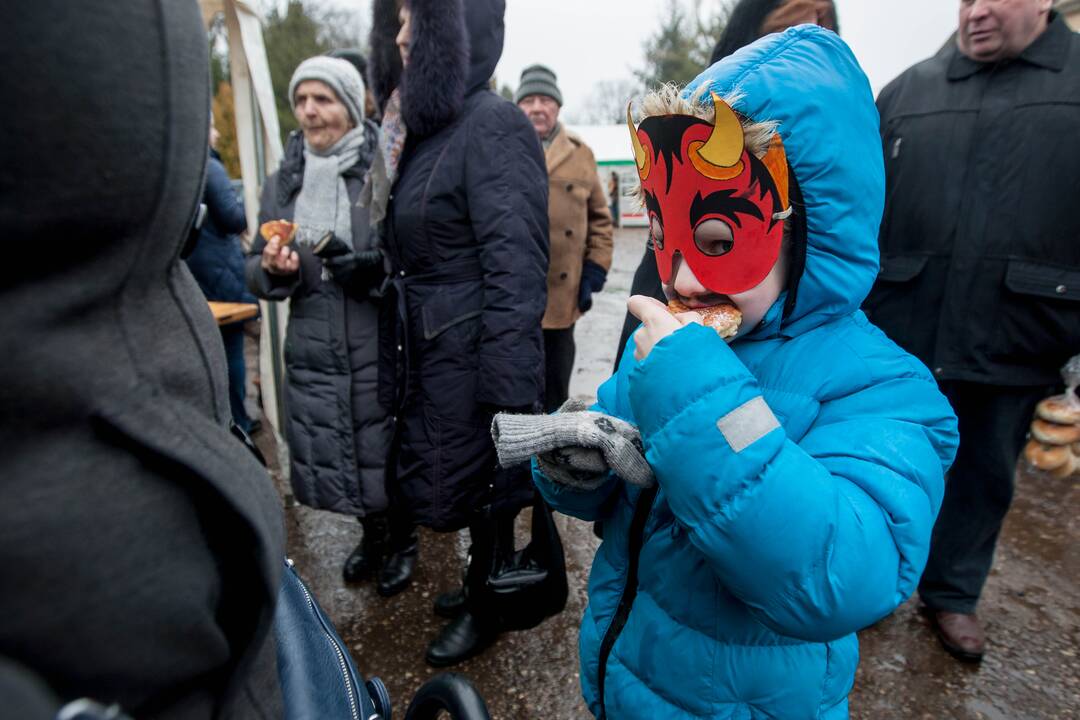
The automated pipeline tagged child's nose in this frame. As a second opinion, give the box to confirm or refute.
[673,257,710,299]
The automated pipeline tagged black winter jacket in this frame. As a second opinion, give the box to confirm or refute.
[864,14,1080,386]
[374,0,549,531]
[247,123,393,517]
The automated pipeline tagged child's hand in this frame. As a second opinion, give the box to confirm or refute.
[628,295,701,361]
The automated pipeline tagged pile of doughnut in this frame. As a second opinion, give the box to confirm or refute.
[1023,393,1080,478]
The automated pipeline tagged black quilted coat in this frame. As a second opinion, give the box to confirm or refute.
[246,123,393,517]
[371,0,549,531]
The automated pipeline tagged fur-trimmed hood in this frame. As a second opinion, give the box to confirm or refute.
[368,0,505,137]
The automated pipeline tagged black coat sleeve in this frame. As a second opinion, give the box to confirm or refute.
[464,98,550,408]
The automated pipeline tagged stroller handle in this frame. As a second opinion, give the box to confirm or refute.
[403,672,491,720]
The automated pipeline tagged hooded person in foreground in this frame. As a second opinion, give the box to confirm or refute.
[0,0,284,716]
[498,27,958,718]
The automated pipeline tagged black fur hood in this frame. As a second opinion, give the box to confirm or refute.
[368,0,505,137]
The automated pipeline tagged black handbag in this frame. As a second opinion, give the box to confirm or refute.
[480,494,569,632]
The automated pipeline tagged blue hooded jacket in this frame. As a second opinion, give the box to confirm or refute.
[535,27,958,719]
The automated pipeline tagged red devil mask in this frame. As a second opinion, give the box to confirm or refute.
[628,94,791,295]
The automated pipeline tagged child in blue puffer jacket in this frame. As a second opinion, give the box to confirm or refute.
[511,26,958,720]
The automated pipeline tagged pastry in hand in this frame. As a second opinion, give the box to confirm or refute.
[259,219,298,245]
[667,298,742,339]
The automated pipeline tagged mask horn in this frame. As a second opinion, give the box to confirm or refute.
[698,92,744,168]
[627,103,650,180]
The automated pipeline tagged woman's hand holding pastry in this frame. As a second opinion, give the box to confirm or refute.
[261,236,300,276]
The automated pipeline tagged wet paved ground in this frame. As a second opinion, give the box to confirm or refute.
[255,228,1080,719]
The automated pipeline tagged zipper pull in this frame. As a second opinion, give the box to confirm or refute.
[890,136,903,160]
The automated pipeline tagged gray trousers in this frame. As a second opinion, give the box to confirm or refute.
[918,380,1050,613]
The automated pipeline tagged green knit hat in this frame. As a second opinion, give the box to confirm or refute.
[515,64,562,106]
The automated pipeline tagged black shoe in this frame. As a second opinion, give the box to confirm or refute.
[425,611,495,667]
[343,539,380,584]
[376,537,418,597]
[434,587,466,619]
[344,514,392,584]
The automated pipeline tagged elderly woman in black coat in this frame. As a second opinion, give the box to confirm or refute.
[246,56,410,593]
[367,0,549,666]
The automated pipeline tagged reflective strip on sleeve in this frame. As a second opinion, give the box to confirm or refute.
[716,396,780,453]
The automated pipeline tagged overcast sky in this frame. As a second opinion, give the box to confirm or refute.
[315,0,960,114]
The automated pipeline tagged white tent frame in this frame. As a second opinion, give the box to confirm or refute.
[200,0,292,475]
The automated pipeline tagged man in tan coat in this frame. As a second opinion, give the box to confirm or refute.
[516,64,614,412]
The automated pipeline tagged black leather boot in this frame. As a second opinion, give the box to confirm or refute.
[424,611,496,667]
[343,515,389,584]
[376,535,418,597]
[433,587,466,619]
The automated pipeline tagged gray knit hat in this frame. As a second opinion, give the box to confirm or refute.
[515,64,562,106]
[288,56,366,124]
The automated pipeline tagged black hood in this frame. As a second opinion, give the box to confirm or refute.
[464,0,505,92]
[0,0,230,425]
[1,0,208,291]
[369,0,505,137]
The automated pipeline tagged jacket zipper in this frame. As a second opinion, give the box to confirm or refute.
[596,484,659,720]
[291,562,364,720]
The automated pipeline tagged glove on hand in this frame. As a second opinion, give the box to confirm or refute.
[491,398,654,490]
[315,233,384,296]
[578,259,607,313]
[536,446,611,491]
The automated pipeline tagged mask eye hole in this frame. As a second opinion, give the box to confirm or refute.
[694,218,734,257]
[649,214,665,251]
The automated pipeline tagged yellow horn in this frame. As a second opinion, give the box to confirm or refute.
[698,92,744,168]
[627,103,649,179]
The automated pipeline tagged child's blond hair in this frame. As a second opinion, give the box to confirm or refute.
[630,84,780,207]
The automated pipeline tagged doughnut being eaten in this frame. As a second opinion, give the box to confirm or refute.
[259,219,298,245]
[667,299,742,339]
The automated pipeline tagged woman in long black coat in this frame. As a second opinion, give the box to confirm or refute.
[368,0,549,666]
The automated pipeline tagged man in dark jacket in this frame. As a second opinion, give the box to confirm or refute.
[864,1,1080,662]
[0,0,285,716]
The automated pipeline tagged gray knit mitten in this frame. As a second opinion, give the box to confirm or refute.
[491,398,654,489]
